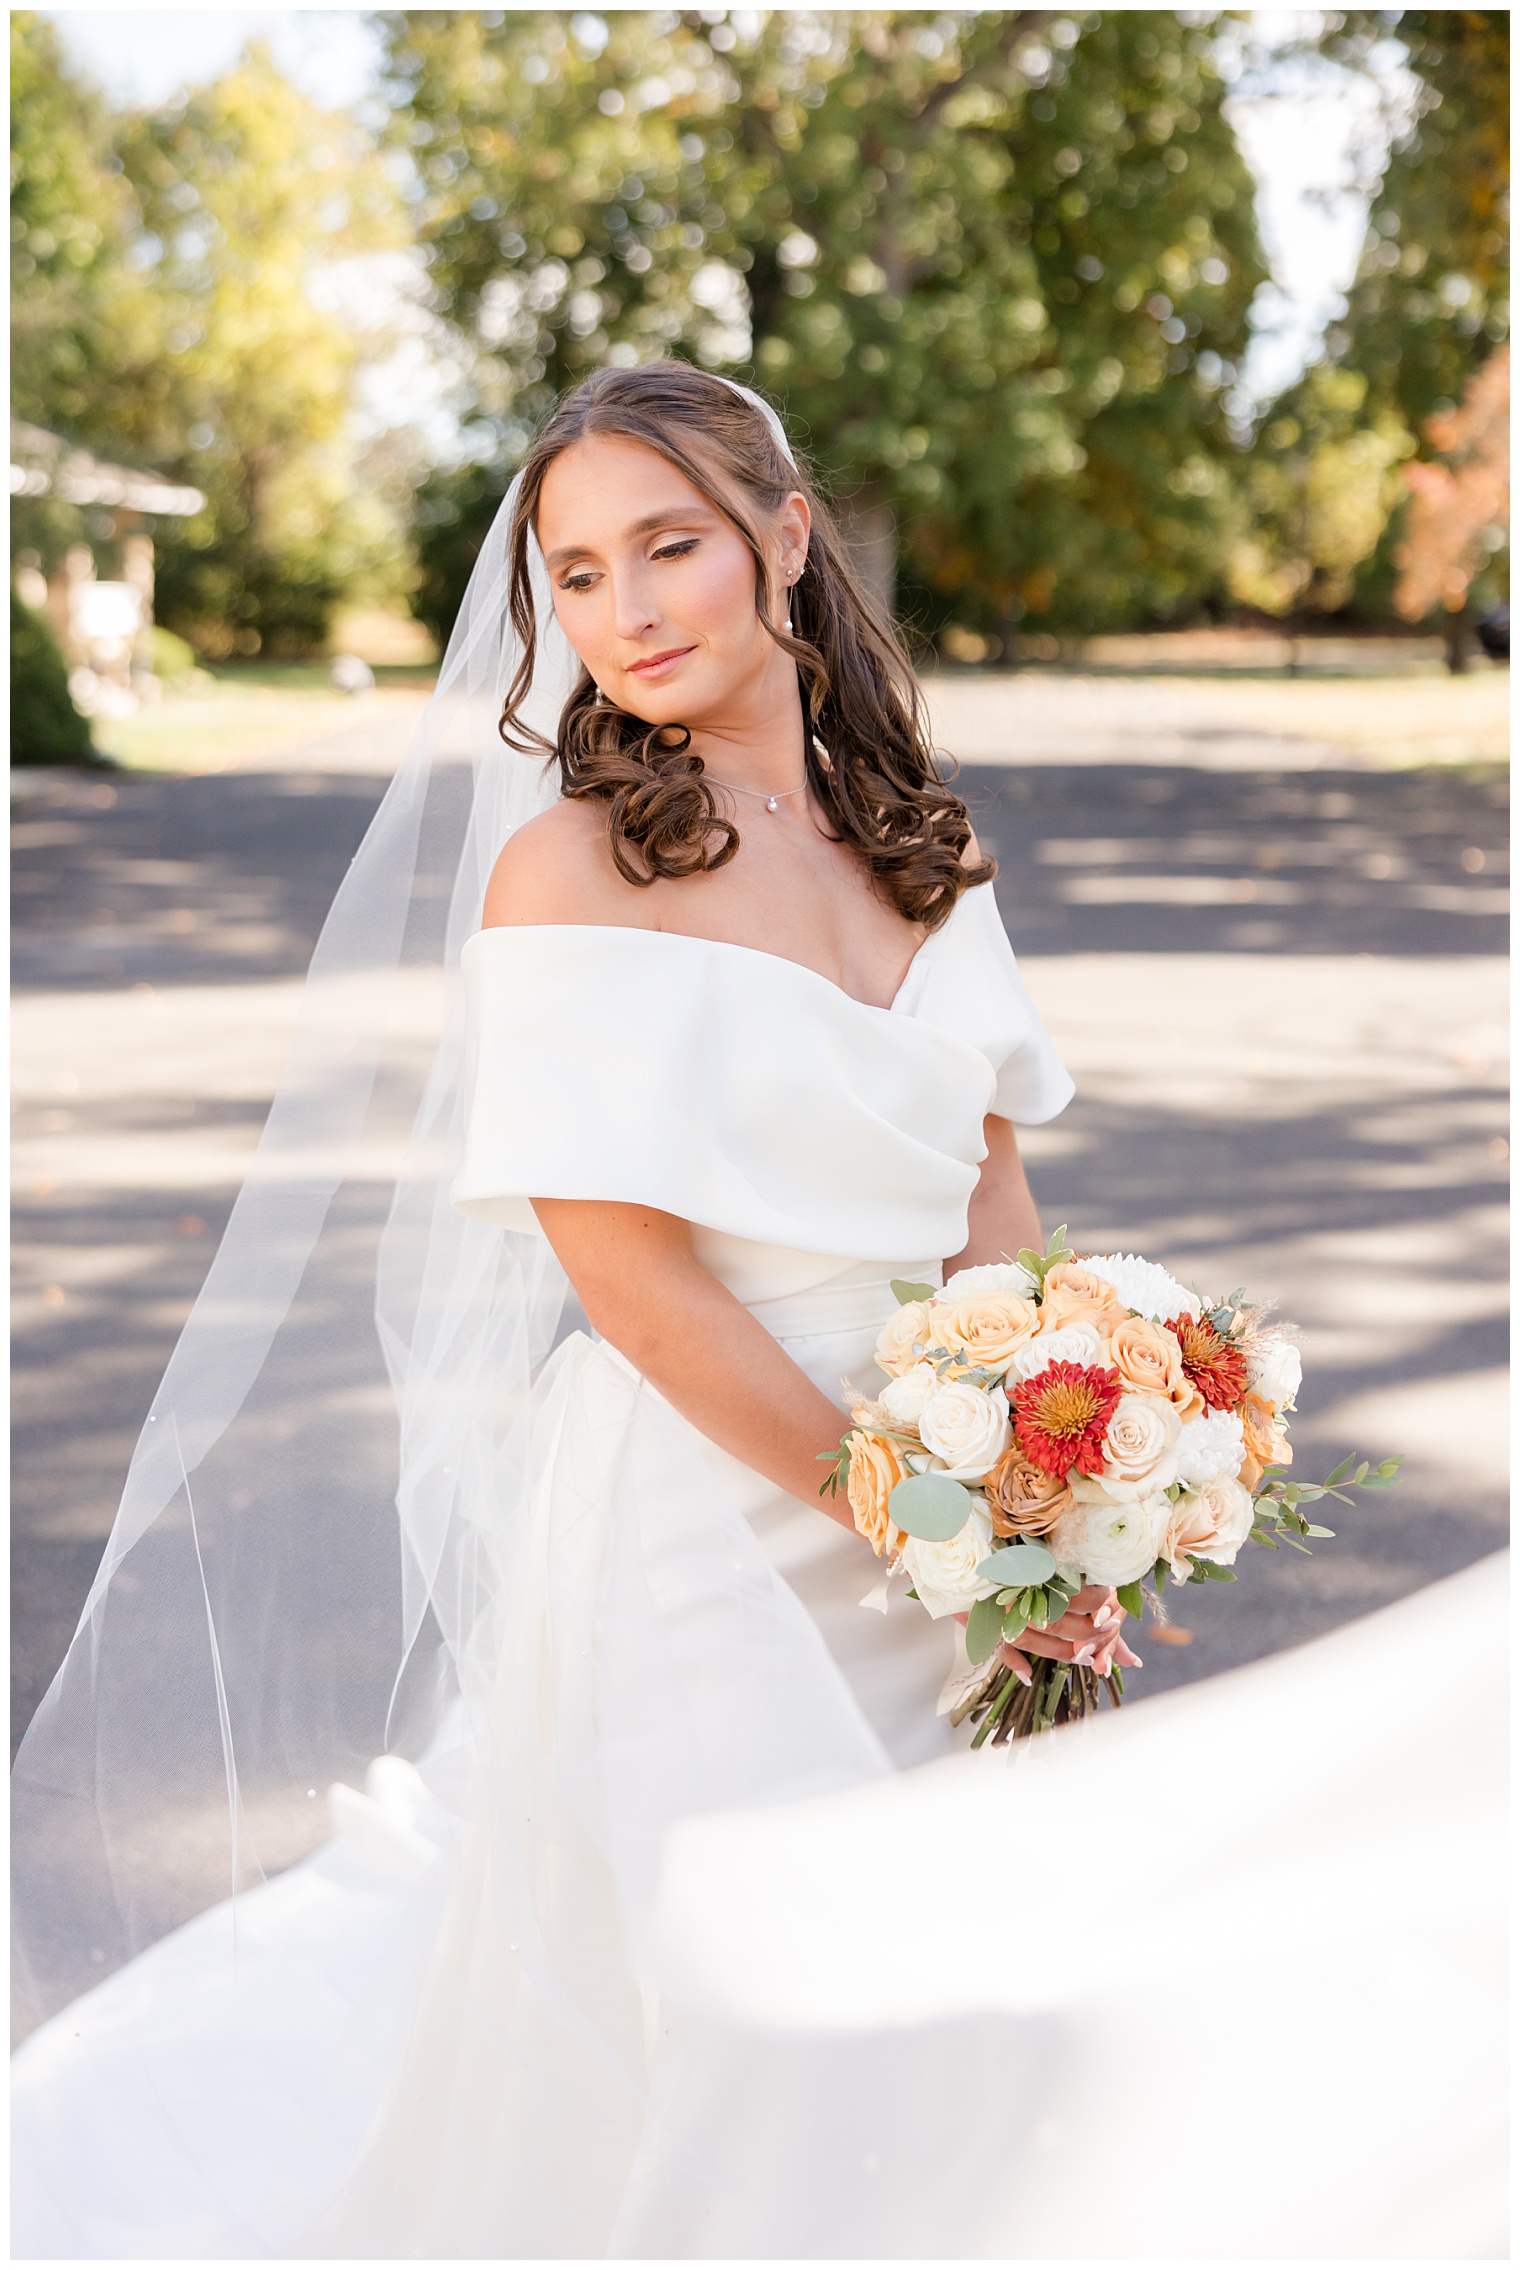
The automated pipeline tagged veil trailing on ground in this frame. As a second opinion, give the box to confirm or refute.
[10,383,797,2037]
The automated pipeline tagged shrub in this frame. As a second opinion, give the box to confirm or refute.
[10,587,96,766]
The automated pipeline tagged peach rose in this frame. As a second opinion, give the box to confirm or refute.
[1109,1315,1204,1421]
[1163,1474,1256,1582]
[1239,1391,1292,1474]
[845,1432,909,1558]
[1038,1263,1130,1337]
[875,1300,933,1378]
[983,1442,1074,1538]
[933,1292,1042,1372]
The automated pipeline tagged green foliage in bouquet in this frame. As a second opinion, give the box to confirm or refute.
[1248,1453,1405,1555]
[1013,1222,1076,1299]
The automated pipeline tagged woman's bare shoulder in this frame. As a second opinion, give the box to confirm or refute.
[481,800,646,930]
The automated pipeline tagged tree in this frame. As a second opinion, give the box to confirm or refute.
[111,47,418,655]
[9,14,155,439]
[1394,345,1509,667]
[381,8,1266,642]
[1229,366,1414,627]
[1246,10,1510,649]
[11,26,420,656]
[1325,10,1509,437]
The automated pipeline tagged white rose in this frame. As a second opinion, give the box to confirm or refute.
[1005,1324,1106,1382]
[1163,1475,1256,1582]
[1175,1408,1246,1488]
[1048,1489,1171,1589]
[879,1361,939,1428]
[901,1501,999,1619]
[1246,1336,1302,1410]
[1065,1392,1180,1501]
[875,1300,932,1378]
[917,1381,1012,1482]
[942,1260,1038,1301]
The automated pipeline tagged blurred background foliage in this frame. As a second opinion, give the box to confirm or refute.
[10,6,1510,667]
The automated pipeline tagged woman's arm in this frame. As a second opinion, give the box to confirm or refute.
[532,1195,857,1525]
[943,1114,1043,1277]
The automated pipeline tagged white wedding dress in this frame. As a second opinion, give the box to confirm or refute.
[13,883,1506,2261]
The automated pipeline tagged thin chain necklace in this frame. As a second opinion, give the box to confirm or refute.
[706,777,807,814]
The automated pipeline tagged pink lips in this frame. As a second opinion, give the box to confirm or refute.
[626,644,696,680]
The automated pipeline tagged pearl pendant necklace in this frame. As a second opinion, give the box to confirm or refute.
[709,778,806,814]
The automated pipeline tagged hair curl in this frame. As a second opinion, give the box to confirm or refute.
[499,362,994,930]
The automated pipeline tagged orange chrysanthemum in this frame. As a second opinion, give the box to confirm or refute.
[1166,1313,1250,1411]
[1010,1361,1123,1478]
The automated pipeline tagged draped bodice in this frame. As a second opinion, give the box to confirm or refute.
[451,881,1072,1291]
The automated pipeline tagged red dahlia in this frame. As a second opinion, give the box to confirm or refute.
[1010,1361,1123,1478]
[1166,1313,1250,1410]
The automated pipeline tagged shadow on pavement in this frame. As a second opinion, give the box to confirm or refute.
[11,757,1510,1746]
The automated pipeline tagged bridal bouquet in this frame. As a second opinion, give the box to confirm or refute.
[820,1229,1400,1747]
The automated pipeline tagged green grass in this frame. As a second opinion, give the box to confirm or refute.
[88,662,438,773]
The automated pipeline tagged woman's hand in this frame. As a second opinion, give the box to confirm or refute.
[998,1583,1142,1686]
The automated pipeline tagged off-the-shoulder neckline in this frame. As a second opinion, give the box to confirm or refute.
[465,910,956,1016]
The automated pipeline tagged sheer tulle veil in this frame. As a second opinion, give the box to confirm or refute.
[11,379,798,2036]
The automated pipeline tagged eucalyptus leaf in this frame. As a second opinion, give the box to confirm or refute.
[887,1470,974,1542]
[889,1279,938,1307]
[965,1592,1007,1666]
[976,1540,1057,1586]
[1304,1523,1336,1538]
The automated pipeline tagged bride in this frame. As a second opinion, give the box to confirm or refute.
[12,366,1505,2261]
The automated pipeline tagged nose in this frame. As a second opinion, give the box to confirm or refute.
[610,564,661,645]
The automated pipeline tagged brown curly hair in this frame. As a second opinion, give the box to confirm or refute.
[498,362,994,932]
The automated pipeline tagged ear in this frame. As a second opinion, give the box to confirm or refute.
[777,490,811,583]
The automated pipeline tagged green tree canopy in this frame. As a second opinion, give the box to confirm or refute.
[1244,10,1509,645]
[1327,9,1509,434]
[11,24,418,655]
[10,13,156,438]
[382,7,1267,645]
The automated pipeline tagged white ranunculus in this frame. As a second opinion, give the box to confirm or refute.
[942,1259,1038,1301]
[1247,1335,1302,1410]
[1174,1407,1246,1487]
[879,1361,940,1429]
[1082,1252,1202,1324]
[901,1501,999,1619]
[1005,1324,1106,1382]
[1047,1488,1171,1589]
[917,1380,1011,1482]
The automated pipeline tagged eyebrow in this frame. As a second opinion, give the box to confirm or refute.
[543,506,715,571]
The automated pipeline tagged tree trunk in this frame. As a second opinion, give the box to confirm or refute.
[1444,603,1473,674]
[835,490,897,624]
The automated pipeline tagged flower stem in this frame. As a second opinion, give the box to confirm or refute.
[969,1667,1018,1749]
